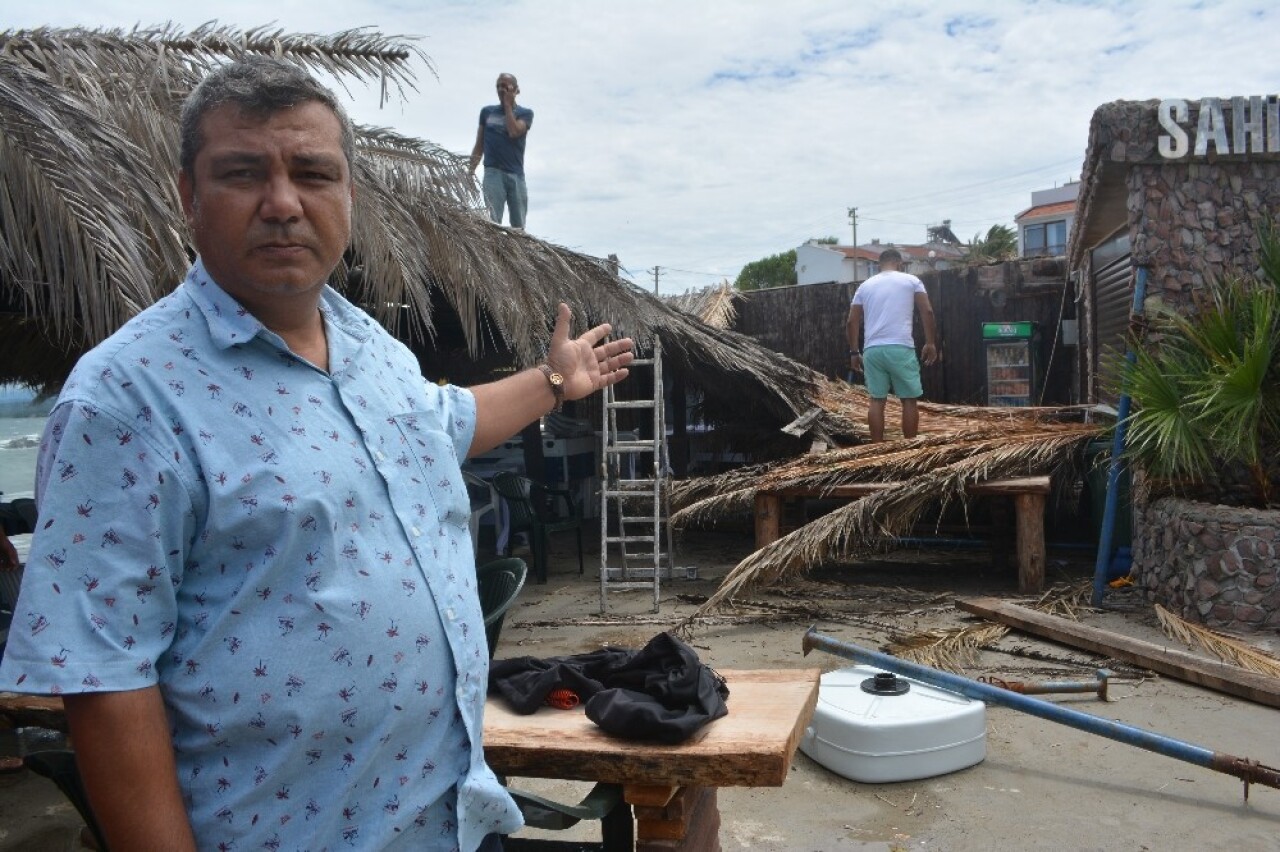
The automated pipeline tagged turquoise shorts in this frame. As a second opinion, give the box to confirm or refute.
[863,345,923,399]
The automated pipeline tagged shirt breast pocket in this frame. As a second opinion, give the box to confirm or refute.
[390,412,469,531]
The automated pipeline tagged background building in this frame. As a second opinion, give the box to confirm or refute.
[1016,182,1080,258]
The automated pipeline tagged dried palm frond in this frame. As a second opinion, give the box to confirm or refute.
[0,57,182,346]
[665,282,738,329]
[885,582,1093,670]
[887,624,1010,671]
[1155,604,1280,677]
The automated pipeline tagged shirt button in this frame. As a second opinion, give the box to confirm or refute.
[446,608,456,621]
[411,527,421,537]
[375,451,386,461]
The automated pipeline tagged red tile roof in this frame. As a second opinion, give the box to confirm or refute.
[835,246,881,261]
[1016,200,1076,221]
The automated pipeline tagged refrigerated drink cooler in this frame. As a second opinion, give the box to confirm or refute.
[983,321,1039,407]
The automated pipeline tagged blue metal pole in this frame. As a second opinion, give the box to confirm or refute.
[802,628,1280,794]
[1092,267,1148,605]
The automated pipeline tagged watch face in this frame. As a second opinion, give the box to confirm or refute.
[549,372,564,385]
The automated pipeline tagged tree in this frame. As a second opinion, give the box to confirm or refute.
[1117,226,1280,507]
[734,249,798,291]
[966,224,1018,263]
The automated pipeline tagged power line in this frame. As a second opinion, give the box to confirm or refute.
[625,155,1082,287]
[857,157,1080,211]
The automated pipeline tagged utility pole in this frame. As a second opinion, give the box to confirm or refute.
[652,266,660,295]
[847,207,859,282]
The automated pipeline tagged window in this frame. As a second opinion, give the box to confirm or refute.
[1023,220,1067,256]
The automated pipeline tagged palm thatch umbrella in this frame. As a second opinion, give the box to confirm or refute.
[0,23,823,440]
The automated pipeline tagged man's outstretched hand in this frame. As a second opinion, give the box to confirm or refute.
[545,303,634,401]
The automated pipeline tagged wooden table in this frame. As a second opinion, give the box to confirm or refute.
[484,668,820,851]
[753,476,1052,593]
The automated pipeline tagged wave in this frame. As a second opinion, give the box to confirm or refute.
[1,434,40,450]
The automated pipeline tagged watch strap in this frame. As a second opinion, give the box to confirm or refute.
[537,364,565,412]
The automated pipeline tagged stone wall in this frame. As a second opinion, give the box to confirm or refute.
[1133,497,1280,630]
[1129,159,1280,311]
[1071,98,1280,314]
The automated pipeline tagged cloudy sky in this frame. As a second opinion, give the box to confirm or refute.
[6,1,1277,293]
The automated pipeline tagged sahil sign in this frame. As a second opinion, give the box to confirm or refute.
[1157,96,1280,159]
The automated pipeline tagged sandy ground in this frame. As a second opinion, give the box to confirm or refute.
[4,527,1280,851]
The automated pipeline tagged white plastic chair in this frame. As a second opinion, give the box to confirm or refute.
[463,471,501,553]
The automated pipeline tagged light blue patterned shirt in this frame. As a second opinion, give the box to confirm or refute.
[0,260,522,851]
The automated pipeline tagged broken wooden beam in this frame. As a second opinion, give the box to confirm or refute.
[956,596,1280,709]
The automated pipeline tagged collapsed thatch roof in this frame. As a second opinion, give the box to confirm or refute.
[671,382,1105,614]
[0,23,825,433]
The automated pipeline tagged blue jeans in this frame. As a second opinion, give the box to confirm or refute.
[482,168,528,228]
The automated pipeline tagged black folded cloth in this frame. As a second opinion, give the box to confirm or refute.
[488,631,729,744]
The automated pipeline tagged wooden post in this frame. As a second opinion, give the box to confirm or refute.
[754,493,781,548]
[1014,492,1046,593]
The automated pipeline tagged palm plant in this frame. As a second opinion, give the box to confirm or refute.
[965,224,1018,264]
[1118,226,1280,507]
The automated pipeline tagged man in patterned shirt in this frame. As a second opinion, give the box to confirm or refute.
[0,57,632,852]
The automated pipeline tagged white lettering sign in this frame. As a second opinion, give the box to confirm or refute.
[1157,96,1280,159]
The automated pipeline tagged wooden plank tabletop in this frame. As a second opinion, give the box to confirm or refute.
[764,476,1051,499]
[483,668,820,788]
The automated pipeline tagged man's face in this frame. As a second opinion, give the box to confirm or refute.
[496,75,518,98]
[179,101,354,306]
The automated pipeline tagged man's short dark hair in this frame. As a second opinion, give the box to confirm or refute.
[879,248,903,265]
[180,56,356,177]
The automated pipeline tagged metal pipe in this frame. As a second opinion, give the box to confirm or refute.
[979,668,1111,701]
[1092,266,1148,605]
[802,627,1280,797]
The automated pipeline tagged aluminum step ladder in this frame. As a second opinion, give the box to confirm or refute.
[599,339,675,613]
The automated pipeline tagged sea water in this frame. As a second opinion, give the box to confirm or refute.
[0,384,52,498]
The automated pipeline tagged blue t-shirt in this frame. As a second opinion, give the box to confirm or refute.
[0,260,522,851]
[479,104,533,177]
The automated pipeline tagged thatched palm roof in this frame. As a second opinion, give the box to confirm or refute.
[663,282,738,330]
[0,23,824,436]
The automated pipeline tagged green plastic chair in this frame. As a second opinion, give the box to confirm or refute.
[502,782,633,850]
[491,472,584,584]
[477,557,527,658]
[24,749,109,851]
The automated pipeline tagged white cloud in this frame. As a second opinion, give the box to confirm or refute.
[5,0,1276,292]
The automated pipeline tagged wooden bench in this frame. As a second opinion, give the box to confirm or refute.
[754,476,1052,593]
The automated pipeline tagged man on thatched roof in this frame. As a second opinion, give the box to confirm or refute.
[847,247,939,440]
[0,56,631,852]
[469,72,533,229]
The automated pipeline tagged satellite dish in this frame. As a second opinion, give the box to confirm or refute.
[990,290,1008,308]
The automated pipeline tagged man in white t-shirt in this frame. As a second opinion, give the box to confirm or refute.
[846,248,939,441]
